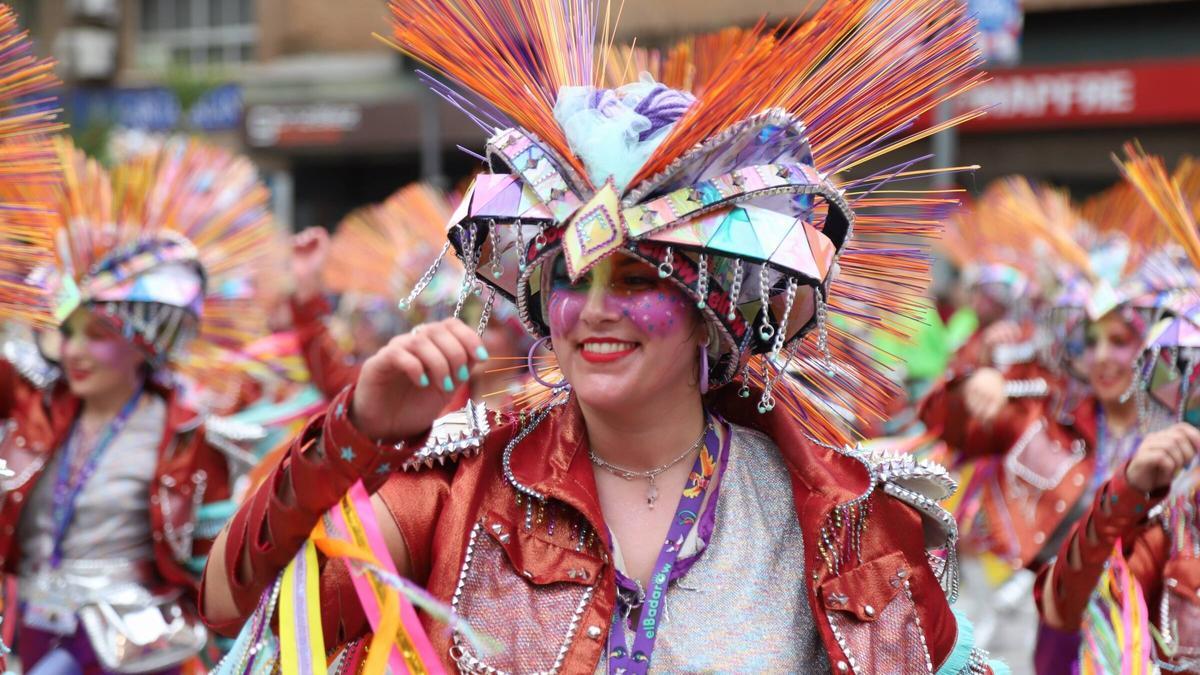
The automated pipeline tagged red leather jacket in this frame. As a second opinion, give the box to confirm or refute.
[290,294,360,400]
[0,358,233,597]
[920,365,1096,568]
[208,385,993,673]
[1034,466,1170,633]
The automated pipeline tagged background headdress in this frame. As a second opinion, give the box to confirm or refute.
[324,182,461,328]
[386,0,985,441]
[0,4,63,328]
[40,136,276,383]
[1108,144,1200,424]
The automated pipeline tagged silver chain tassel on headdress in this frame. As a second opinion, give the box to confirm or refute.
[658,246,675,279]
[1179,355,1197,422]
[453,223,480,319]
[758,265,775,342]
[757,278,800,413]
[727,258,744,322]
[816,289,836,377]
[399,241,452,311]
[477,287,497,336]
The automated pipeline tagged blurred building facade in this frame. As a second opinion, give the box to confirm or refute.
[15,0,1200,230]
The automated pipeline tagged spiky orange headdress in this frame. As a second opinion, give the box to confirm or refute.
[384,0,985,442]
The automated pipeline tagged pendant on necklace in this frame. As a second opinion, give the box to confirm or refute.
[646,476,658,509]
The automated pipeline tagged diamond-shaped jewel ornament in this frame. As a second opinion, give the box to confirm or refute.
[562,181,627,281]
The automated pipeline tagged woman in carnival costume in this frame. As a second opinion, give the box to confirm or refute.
[201,0,1008,671]
[1036,148,1200,674]
[0,134,276,674]
[917,179,1083,669]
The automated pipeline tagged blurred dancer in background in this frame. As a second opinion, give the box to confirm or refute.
[1036,147,1200,673]
[924,166,1200,671]
[0,135,274,674]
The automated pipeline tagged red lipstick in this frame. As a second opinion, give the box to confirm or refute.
[578,337,638,364]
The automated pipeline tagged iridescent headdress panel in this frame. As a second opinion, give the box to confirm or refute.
[386,0,984,438]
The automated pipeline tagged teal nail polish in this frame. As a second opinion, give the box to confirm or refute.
[475,346,490,360]
[458,364,470,382]
[418,373,429,388]
[442,375,455,392]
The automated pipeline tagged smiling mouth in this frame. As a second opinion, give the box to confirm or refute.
[66,367,92,381]
[579,339,638,363]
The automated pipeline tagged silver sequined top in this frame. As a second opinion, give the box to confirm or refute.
[603,424,829,672]
[18,395,165,573]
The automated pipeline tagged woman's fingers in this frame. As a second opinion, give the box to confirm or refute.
[384,341,431,389]
[406,331,455,393]
[426,323,473,390]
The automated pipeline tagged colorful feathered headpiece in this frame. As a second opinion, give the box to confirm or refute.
[386,0,984,433]
[42,136,276,373]
[0,3,63,328]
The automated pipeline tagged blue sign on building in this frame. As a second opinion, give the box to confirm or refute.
[65,84,242,132]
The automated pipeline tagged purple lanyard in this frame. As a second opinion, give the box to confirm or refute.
[49,385,145,568]
[606,418,728,674]
[1092,405,1142,492]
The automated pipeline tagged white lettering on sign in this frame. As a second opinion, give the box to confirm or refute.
[964,69,1135,119]
[246,103,364,147]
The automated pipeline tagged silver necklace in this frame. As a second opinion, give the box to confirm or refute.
[589,421,712,509]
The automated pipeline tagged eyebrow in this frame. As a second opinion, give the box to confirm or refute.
[612,257,650,272]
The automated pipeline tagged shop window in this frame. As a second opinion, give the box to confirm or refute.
[138,0,256,69]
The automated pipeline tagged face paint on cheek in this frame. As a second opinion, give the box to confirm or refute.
[85,338,136,368]
[547,289,587,336]
[607,287,692,337]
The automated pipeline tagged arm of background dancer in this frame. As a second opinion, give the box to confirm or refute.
[291,294,362,400]
[1035,463,1166,630]
[919,373,1027,459]
[199,386,427,635]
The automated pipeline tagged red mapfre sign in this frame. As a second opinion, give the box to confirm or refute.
[956,58,1200,131]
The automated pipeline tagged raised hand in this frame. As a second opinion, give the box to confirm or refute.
[1125,423,1200,493]
[291,227,331,302]
[350,318,489,443]
[963,367,1007,424]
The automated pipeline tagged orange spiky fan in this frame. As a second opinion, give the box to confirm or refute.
[44,136,277,405]
[1115,143,1200,271]
[385,0,984,444]
[324,183,461,312]
[0,3,63,328]
[600,27,756,93]
[980,177,1093,284]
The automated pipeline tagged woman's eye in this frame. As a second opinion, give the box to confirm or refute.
[619,274,655,288]
[551,273,589,291]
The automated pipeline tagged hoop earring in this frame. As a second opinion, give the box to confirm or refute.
[528,336,567,389]
[699,343,710,395]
